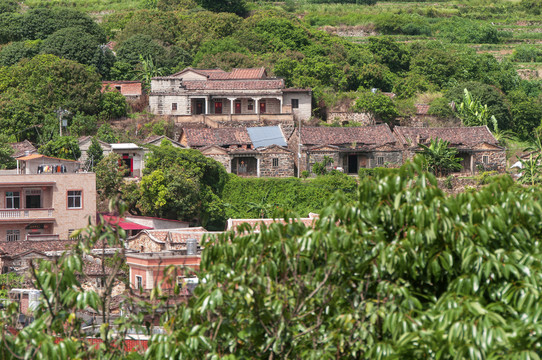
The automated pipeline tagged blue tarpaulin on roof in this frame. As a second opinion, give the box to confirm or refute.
[247,126,287,148]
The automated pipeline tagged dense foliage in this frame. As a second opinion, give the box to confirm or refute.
[6,161,542,358]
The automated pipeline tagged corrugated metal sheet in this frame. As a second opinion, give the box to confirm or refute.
[247,126,287,148]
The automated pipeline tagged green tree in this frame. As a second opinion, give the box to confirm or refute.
[0,40,41,66]
[196,0,247,16]
[38,136,81,160]
[95,153,126,202]
[351,89,399,123]
[312,155,333,175]
[116,34,167,67]
[134,55,164,91]
[96,123,119,144]
[418,138,463,176]
[141,140,229,228]
[0,134,15,169]
[100,91,127,120]
[0,54,101,141]
[85,137,103,172]
[40,27,101,66]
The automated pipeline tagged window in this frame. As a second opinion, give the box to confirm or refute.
[377,157,384,166]
[115,85,121,91]
[291,99,299,109]
[482,155,489,164]
[6,230,20,242]
[272,158,279,167]
[25,189,41,209]
[67,191,82,209]
[68,229,82,240]
[6,192,20,209]
[171,103,177,111]
[135,275,143,290]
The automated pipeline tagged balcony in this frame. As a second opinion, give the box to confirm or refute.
[0,208,54,221]
[173,113,295,124]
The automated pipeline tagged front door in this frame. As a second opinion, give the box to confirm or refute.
[459,153,470,173]
[195,100,204,114]
[214,101,223,114]
[348,154,358,174]
[259,101,266,114]
[235,100,242,114]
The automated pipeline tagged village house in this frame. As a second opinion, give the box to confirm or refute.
[78,137,145,177]
[101,214,189,237]
[0,155,96,241]
[393,125,506,174]
[101,81,143,100]
[179,126,295,177]
[289,124,403,175]
[148,67,312,123]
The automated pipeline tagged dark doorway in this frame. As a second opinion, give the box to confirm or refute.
[195,100,204,114]
[214,101,223,114]
[259,101,266,114]
[459,153,470,173]
[348,154,358,174]
[231,157,258,176]
[26,194,41,209]
[235,100,241,114]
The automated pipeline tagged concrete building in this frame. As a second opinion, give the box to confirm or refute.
[0,155,96,240]
[102,81,143,100]
[149,67,312,123]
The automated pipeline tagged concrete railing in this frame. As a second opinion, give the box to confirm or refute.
[0,208,54,220]
[173,113,294,123]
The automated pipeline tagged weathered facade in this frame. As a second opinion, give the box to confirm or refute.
[149,67,312,123]
[393,126,506,174]
[180,126,295,178]
[290,124,403,175]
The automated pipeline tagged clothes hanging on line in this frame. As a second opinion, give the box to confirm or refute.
[37,164,68,174]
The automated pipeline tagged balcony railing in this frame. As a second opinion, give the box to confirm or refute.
[0,208,54,220]
[26,234,60,241]
[173,113,294,123]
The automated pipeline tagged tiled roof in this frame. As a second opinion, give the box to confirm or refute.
[10,140,37,158]
[183,79,283,91]
[0,240,77,256]
[300,124,397,148]
[168,231,213,244]
[394,126,499,148]
[16,154,79,162]
[82,259,123,276]
[415,104,431,115]
[183,128,251,147]
[143,135,184,148]
[228,67,266,79]
[102,215,153,231]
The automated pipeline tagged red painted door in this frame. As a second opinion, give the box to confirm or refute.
[259,101,266,114]
[235,101,241,114]
[214,101,222,114]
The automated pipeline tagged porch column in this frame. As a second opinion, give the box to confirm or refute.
[205,96,210,114]
[277,97,283,114]
[227,97,236,115]
[470,153,474,175]
[253,97,261,114]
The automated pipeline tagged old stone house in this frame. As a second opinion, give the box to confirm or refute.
[179,126,295,177]
[393,125,506,174]
[149,67,312,123]
[289,124,403,175]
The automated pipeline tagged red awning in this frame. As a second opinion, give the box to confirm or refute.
[102,215,153,231]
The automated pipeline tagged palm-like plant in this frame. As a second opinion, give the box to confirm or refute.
[518,153,542,186]
[457,88,499,132]
[134,55,164,91]
[418,138,463,177]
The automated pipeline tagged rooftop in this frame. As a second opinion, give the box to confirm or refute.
[394,126,500,148]
[300,124,398,149]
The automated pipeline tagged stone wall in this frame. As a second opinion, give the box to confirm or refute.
[307,151,340,174]
[149,95,190,116]
[259,152,295,177]
[473,150,506,173]
[206,153,231,173]
[326,112,374,126]
[126,234,164,253]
